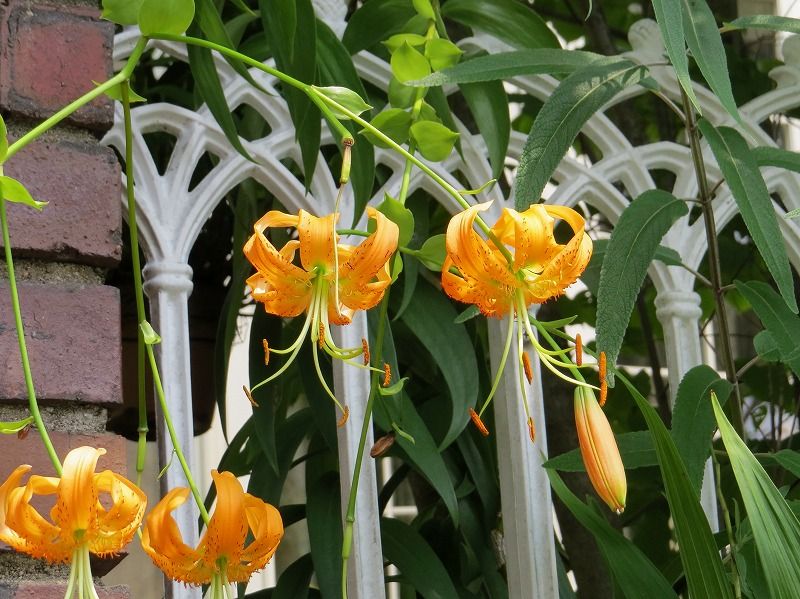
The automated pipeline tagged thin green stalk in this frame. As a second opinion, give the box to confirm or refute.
[0,194,61,474]
[713,450,741,598]
[120,81,150,486]
[680,89,744,436]
[5,38,148,162]
[145,342,211,525]
[341,290,392,599]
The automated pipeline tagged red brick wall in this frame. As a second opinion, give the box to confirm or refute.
[0,0,128,595]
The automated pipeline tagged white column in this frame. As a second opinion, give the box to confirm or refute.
[332,311,387,599]
[488,317,559,599]
[143,260,202,599]
[655,289,719,531]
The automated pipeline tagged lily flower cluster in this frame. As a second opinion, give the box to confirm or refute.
[243,206,399,421]
[0,447,283,598]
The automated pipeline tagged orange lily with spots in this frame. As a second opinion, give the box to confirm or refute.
[0,446,146,599]
[141,470,283,596]
[244,206,399,419]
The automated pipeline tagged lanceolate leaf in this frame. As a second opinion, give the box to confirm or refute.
[305,460,342,599]
[752,146,800,173]
[380,518,460,599]
[410,49,603,87]
[460,77,510,179]
[596,190,688,382]
[699,120,797,313]
[620,375,734,599]
[401,281,478,448]
[187,42,254,161]
[681,0,741,124]
[735,280,800,379]
[652,0,701,113]
[441,0,559,50]
[712,393,800,599]
[342,0,416,54]
[671,365,733,494]
[726,15,800,35]
[514,58,649,208]
[547,470,677,599]
[582,239,683,297]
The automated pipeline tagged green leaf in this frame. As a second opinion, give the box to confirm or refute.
[388,76,418,109]
[735,280,800,379]
[409,120,459,162]
[380,518,460,598]
[315,20,375,224]
[0,114,6,163]
[753,330,781,362]
[260,0,320,185]
[312,86,371,120]
[441,0,559,50]
[139,320,161,345]
[0,176,47,210]
[424,38,462,72]
[101,0,143,25]
[342,0,416,54]
[712,392,800,599]
[362,108,412,148]
[410,49,603,87]
[699,120,797,313]
[752,146,800,173]
[725,14,800,34]
[305,465,342,599]
[383,33,427,54]
[681,0,741,124]
[187,42,254,161]
[582,240,682,297]
[671,365,733,494]
[454,305,480,324]
[596,190,688,382]
[400,281,478,448]
[651,0,702,114]
[412,0,435,19]
[773,449,800,479]
[96,81,146,103]
[391,42,431,84]
[379,376,409,396]
[544,430,657,471]
[514,58,649,208]
[138,0,195,35]
[0,416,34,435]
[547,470,678,599]
[378,194,415,247]
[620,375,734,599]
[417,234,446,270]
[273,554,314,599]
[461,77,509,179]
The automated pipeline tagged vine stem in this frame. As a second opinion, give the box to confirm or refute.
[341,290,391,599]
[680,89,744,436]
[0,193,61,474]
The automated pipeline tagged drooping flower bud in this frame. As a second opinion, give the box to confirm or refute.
[574,386,626,513]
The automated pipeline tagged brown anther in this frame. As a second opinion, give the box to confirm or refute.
[575,333,583,366]
[383,363,391,387]
[318,323,326,348]
[362,338,370,365]
[262,338,270,366]
[528,417,536,443]
[337,405,350,427]
[243,385,259,407]
[17,424,30,440]
[599,352,608,407]
[469,408,490,437]
[370,433,396,458]
[522,351,533,384]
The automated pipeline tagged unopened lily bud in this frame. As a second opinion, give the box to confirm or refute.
[574,386,626,514]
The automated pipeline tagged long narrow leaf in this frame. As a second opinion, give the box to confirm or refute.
[461,78,509,179]
[726,15,800,35]
[620,374,734,599]
[712,393,800,599]
[514,58,649,208]
[699,121,797,312]
[548,469,677,599]
[596,190,688,382]
[752,146,800,173]
[652,0,701,113]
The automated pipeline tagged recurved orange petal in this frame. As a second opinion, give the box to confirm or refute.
[202,471,248,566]
[298,210,338,272]
[53,446,104,536]
[90,470,147,556]
[227,494,283,583]
[7,474,71,562]
[339,207,399,286]
[492,205,557,272]
[0,465,34,556]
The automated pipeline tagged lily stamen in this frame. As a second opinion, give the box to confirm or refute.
[469,408,490,436]
[575,333,583,366]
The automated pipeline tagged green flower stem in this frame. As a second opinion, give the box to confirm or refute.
[145,341,211,526]
[307,91,354,146]
[5,37,148,162]
[0,195,61,474]
[341,290,392,599]
[120,81,150,486]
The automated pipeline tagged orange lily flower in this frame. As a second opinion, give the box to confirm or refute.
[141,470,283,596]
[443,202,596,435]
[0,446,146,599]
[574,387,627,513]
[244,207,399,419]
